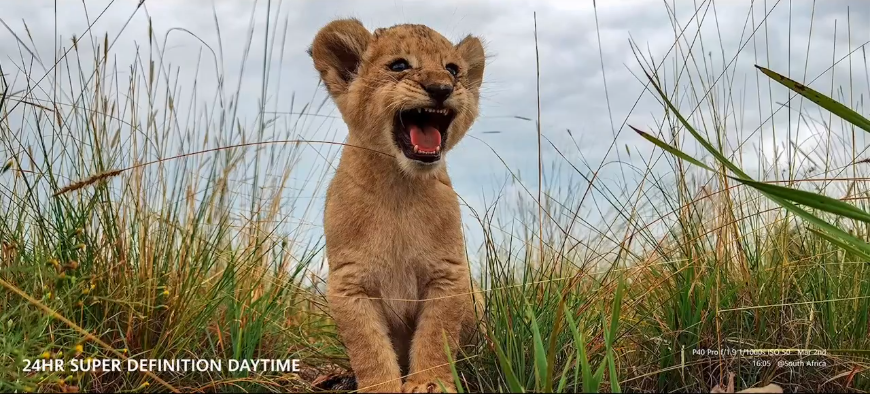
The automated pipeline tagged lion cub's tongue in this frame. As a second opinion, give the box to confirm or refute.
[408,124,441,151]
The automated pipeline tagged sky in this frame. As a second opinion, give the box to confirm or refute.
[1,0,868,260]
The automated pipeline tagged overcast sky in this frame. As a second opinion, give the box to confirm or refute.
[2,0,868,257]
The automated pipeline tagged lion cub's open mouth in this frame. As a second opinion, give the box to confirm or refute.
[394,107,455,163]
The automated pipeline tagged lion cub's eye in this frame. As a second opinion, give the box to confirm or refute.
[389,59,411,72]
[445,63,459,77]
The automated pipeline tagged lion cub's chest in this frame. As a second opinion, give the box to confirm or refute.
[327,177,462,260]
[325,171,464,272]
[327,178,462,325]
[370,184,461,267]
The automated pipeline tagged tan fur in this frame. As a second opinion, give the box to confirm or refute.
[310,19,486,393]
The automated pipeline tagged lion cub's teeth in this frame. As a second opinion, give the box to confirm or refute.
[435,146,440,153]
[418,107,451,115]
[413,145,419,153]
[420,108,449,115]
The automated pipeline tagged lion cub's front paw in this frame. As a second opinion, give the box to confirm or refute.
[401,380,456,393]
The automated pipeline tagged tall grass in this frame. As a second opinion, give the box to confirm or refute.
[1,1,868,393]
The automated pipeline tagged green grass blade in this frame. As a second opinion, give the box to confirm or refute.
[732,177,869,223]
[629,125,715,172]
[443,331,465,393]
[556,352,575,393]
[808,227,869,258]
[605,278,624,393]
[607,278,624,347]
[436,380,451,394]
[572,352,580,393]
[756,65,870,132]
[643,72,869,259]
[643,70,751,179]
[592,360,607,392]
[564,306,591,391]
[606,347,620,394]
[774,198,870,259]
[526,304,550,392]
[566,305,600,393]
[637,125,869,257]
[1,158,13,174]
[546,296,567,393]
[492,331,525,393]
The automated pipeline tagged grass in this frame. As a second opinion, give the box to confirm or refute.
[1,1,868,393]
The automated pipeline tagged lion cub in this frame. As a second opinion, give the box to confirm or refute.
[310,19,485,393]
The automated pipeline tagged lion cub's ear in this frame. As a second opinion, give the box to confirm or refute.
[455,35,486,91]
[310,19,372,97]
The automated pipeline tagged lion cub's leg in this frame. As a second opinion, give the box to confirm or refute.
[328,270,402,392]
[460,282,486,347]
[402,274,470,393]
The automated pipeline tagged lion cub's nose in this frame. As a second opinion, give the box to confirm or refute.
[423,84,454,104]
